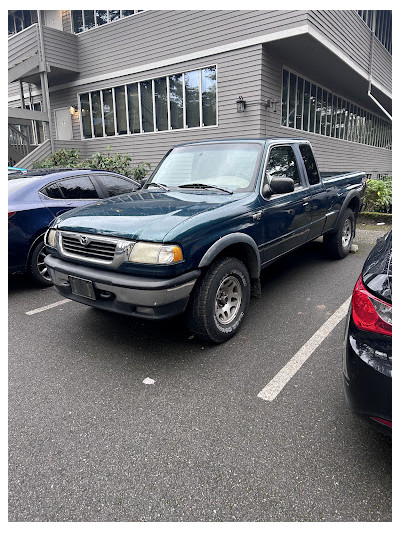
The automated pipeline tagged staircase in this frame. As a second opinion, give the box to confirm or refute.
[8,124,36,166]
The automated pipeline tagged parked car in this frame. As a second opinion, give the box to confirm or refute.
[343,230,392,435]
[44,138,366,343]
[8,168,139,286]
[8,166,27,175]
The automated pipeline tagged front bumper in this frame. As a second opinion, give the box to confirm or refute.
[45,254,200,320]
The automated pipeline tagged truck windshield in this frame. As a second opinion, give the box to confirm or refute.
[148,143,263,192]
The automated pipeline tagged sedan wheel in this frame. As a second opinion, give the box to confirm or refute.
[29,239,53,286]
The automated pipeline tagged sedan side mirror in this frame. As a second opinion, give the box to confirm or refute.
[270,177,295,195]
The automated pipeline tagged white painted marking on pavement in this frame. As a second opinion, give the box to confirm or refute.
[257,297,352,402]
[26,299,71,315]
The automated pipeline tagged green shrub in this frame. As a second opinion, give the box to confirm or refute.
[32,147,151,180]
[32,148,80,169]
[363,177,392,213]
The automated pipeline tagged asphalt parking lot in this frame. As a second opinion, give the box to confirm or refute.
[8,227,392,522]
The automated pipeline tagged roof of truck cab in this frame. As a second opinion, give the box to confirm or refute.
[174,138,311,148]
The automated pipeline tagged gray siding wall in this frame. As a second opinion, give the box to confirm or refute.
[75,10,308,79]
[260,46,391,175]
[11,10,391,176]
[17,139,52,169]
[49,45,265,169]
[42,27,79,72]
[372,39,391,93]
[8,24,38,68]
[307,10,391,94]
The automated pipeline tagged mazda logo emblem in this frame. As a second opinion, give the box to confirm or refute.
[80,236,89,246]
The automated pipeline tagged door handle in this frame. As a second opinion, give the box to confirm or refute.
[252,212,262,221]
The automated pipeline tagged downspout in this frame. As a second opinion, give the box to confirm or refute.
[37,10,55,151]
[367,11,392,121]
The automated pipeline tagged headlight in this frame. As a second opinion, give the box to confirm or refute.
[128,242,183,264]
[45,228,57,248]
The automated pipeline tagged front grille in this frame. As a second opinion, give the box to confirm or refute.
[61,233,117,262]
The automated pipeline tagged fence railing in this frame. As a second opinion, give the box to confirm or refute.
[8,124,31,161]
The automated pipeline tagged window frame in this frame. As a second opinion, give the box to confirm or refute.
[260,142,306,200]
[39,174,103,201]
[71,10,145,34]
[280,66,391,150]
[90,172,139,198]
[8,10,33,36]
[298,143,321,187]
[77,64,218,140]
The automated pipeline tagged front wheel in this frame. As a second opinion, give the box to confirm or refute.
[28,239,53,287]
[185,257,250,343]
[324,208,355,259]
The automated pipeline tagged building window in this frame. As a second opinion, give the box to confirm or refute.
[8,10,35,36]
[357,10,392,54]
[79,66,217,138]
[72,10,143,33]
[281,68,391,150]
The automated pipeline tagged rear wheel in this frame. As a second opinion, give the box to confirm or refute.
[324,208,355,259]
[28,239,53,287]
[185,257,250,343]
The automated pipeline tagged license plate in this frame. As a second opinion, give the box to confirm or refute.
[69,276,96,300]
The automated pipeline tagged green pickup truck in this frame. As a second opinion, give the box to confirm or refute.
[45,138,366,343]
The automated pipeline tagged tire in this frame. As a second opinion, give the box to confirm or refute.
[185,257,250,344]
[28,239,53,287]
[324,208,355,259]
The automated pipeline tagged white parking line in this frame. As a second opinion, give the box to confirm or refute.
[257,297,352,402]
[26,299,72,315]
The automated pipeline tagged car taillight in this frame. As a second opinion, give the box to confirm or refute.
[371,416,392,428]
[351,275,392,336]
[8,211,16,218]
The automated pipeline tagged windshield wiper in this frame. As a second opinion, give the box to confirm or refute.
[178,183,233,194]
[147,182,169,191]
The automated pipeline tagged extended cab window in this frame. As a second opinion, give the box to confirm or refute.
[265,145,301,188]
[57,176,99,199]
[299,144,320,185]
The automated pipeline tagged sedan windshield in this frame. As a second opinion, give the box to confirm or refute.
[148,143,263,192]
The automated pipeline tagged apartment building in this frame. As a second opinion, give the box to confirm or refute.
[8,10,392,178]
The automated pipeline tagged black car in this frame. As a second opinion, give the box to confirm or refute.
[343,230,392,435]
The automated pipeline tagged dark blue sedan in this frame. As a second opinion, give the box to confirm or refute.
[8,168,139,286]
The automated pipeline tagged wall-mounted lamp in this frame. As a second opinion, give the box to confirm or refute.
[236,96,246,113]
[265,98,279,113]
[69,105,78,115]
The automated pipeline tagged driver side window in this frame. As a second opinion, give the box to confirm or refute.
[264,145,301,188]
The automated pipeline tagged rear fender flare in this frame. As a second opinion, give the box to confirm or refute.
[333,191,361,233]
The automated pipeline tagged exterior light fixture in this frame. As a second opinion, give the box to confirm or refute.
[236,96,246,113]
[265,99,278,112]
[69,105,78,115]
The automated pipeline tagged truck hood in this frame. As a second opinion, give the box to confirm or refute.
[53,189,248,241]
